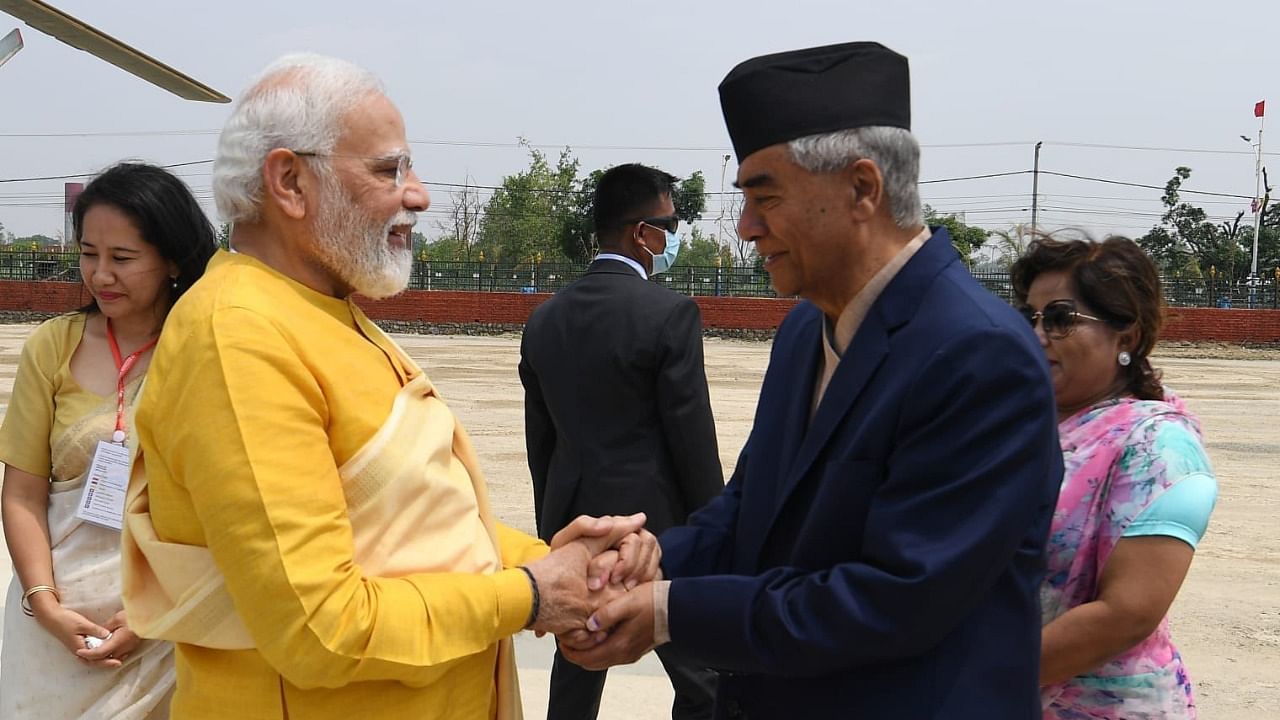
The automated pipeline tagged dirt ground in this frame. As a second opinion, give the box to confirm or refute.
[0,324,1276,718]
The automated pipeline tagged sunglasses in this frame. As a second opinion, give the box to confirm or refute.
[632,215,679,234]
[1018,299,1107,339]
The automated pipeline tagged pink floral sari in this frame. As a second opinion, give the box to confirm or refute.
[1041,395,1202,719]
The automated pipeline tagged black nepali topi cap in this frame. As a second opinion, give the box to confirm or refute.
[718,41,911,163]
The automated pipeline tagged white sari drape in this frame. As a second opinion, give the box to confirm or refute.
[1,386,174,720]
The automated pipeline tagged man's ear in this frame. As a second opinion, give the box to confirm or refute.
[629,223,647,253]
[842,158,884,222]
[262,149,311,220]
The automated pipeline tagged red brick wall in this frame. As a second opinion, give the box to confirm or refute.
[0,280,88,311]
[3,281,1278,342]
[693,296,801,330]
[358,290,547,326]
[356,291,801,330]
[1163,306,1280,344]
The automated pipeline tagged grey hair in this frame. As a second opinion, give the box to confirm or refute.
[212,53,384,224]
[787,127,923,229]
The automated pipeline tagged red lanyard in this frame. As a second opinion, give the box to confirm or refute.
[106,319,158,444]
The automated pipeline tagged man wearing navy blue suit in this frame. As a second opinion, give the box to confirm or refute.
[559,41,1063,719]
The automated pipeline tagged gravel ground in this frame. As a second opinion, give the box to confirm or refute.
[0,325,1276,719]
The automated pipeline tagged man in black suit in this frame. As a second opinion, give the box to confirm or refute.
[519,163,723,720]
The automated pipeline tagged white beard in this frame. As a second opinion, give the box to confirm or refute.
[312,175,415,299]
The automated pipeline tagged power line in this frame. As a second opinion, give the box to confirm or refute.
[0,131,1037,151]
[0,160,213,184]
[3,130,1277,158]
[1038,192,1249,206]
[1038,171,1253,199]
[1045,141,1278,157]
[919,170,1031,185]
[0,163,1258,209]
[922,192,1031,200]
[428,170,1041,195]
[0,130,221,138]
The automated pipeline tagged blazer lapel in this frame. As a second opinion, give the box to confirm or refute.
[775,317,823,480]
[756,228,959,548]
[767,311,889,527]
[736,309,822,567]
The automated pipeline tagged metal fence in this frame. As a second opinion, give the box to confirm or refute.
[408,261,777,298]
[4,250,1279,309]
[0,250,80,282]
[968,271,1280,309]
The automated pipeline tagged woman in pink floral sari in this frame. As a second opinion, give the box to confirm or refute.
[1011,236,1217,720]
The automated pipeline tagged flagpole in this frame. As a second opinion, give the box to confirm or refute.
[1251,105,1265,279]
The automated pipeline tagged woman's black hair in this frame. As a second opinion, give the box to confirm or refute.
[73,162,218,313]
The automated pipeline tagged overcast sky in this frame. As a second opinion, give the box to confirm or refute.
[1,0,1276,249]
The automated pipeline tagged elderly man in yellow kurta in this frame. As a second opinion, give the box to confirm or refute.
[120,54,657,720]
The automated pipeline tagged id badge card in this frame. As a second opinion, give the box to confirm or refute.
[73,441,131,531]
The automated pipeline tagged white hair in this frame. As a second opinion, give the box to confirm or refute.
[212,53,384,224]
[787,126,923,229]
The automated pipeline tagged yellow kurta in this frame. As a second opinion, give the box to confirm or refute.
[131,251,547,719]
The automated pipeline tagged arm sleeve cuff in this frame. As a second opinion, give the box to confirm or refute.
[492,568,536,637]
[1121,520,1200,549]
[496,523,551,567]
[653,580,672,645]
[1122,472,1217,548]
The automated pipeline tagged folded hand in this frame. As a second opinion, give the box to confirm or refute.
[558,582,658,670]
[523,513,648,635]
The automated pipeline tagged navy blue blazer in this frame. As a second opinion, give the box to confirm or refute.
[660,229,1063,719]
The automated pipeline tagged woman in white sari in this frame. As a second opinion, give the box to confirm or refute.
[0,163,217,719]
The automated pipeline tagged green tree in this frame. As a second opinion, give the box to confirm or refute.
[673,171,707,223]
[475,141,580,267]
[924,205,988,264]
[558,168,603,263]
[216,223,231,249]
[12,234,57,248]
[409,231,430,260]
[478,154,715,266]
[1137,167,1242,277]
[673,226,730,268]
[433,178,483,261]
[421,236,470,261]
[1257,200,1280,275]
[1136,226,1182,271]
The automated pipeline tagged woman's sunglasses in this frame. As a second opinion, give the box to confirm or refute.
[1018,299,1106,339]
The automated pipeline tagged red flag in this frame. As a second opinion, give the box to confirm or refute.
[1256,100,1266,118]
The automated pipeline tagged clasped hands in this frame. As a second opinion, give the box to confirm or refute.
[520,513,663,671]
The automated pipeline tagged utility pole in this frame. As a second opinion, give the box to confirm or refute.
[1242,101,1266,307]
[1250,106,1265,280]
[1031,141,1043,235]
[716,154,731,256]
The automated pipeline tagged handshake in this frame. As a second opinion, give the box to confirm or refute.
[519,513,663,670]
